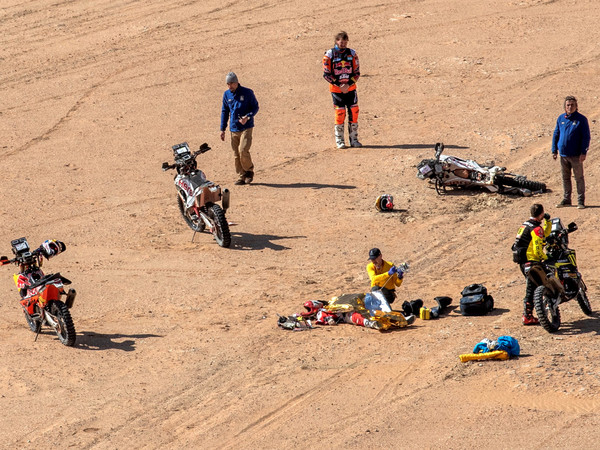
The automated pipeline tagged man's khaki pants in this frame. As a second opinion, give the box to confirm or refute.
[560,156,585,204]
[231,128,254,179]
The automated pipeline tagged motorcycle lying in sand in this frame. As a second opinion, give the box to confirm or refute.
[1,238,77,346]
[417,143,547,195]
[525,219,592,333]
[162,142,232,248]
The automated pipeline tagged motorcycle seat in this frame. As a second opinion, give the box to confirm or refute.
[26,273,71,290]
[188,176,215,190]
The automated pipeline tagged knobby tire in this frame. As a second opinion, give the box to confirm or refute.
[434,177,445,195]
[23,307,41,333]
[495,175,546,192]
[49,301,76,346]
[533,285,561,333]
[576,283,593,316]
[208,204,231,248]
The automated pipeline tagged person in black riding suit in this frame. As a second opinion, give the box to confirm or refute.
[512,204,551,325]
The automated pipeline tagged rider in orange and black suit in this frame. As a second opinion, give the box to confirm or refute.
[323,31,361,149]
[513,204,551,325]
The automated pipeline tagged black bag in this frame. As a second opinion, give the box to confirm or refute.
[459,284,494,316]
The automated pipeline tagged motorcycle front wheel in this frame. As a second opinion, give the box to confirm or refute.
[47,301,76,346]
[207,204,231,248]
[576,282,593,316]
[23,307,41,333]
[533,285,561,333]
[177,195,205,232]
[434,177,446,195]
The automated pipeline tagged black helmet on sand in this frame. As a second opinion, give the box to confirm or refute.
[431,296,452,318]
[402,299,423,316]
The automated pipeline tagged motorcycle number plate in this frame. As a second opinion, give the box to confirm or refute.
[14,241,29,253]
[419,165,432,175]
[175,145,190,155]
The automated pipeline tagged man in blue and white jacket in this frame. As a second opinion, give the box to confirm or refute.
[220,72,260,185]
[552,96,590,209]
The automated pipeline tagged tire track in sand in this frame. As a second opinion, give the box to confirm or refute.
[217,367,353,448]
[3,68,127,159]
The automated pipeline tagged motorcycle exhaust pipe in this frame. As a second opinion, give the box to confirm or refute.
[222,188,230,211]
[65,289,76,309]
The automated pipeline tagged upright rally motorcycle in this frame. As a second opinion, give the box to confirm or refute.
[526,219,593,333]
[162,142,231,247]
[417,143,546,195]
[1,238,77,346]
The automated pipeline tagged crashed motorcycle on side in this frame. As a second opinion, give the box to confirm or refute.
[525,219,592,333]
[1,238,77,346]
[417,143,546,195]
[162,142,231,248]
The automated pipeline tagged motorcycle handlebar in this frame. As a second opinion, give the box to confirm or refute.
[434,142,445,161]
[194,144,211,156]
[162,144,210,170]
[1,247,44,266]
[1,255,23,266]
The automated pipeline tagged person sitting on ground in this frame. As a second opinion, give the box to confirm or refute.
[366,247,404,305]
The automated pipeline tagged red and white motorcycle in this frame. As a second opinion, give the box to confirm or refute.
[162,142,232,247]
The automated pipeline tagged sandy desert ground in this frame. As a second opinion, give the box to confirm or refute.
[1,0,600,448]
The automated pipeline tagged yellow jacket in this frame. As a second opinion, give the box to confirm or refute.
[367,260,403,289]
[525,219,551,262]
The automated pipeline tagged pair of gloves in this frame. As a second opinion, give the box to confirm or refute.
[387,266,404,279]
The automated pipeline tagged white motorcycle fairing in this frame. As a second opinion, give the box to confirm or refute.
[437,155,503,192]
[175,172,211,209]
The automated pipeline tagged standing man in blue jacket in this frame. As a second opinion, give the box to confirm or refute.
[552,96,590,209]
[220,72,260,185]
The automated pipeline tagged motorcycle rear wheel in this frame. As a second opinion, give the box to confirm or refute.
[177,195,205,232]
[208,204,231,248]
[495,175,546,192]
[48,301,76,346]
[576,284,593,316]
[23,308,41,333]
[533,285,561,333]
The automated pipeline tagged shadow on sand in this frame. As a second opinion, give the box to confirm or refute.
[361,143,470,150]
[76,331,163,351]
[231,232,306,251]
[251,182,355,190]
[554,314,600,336]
